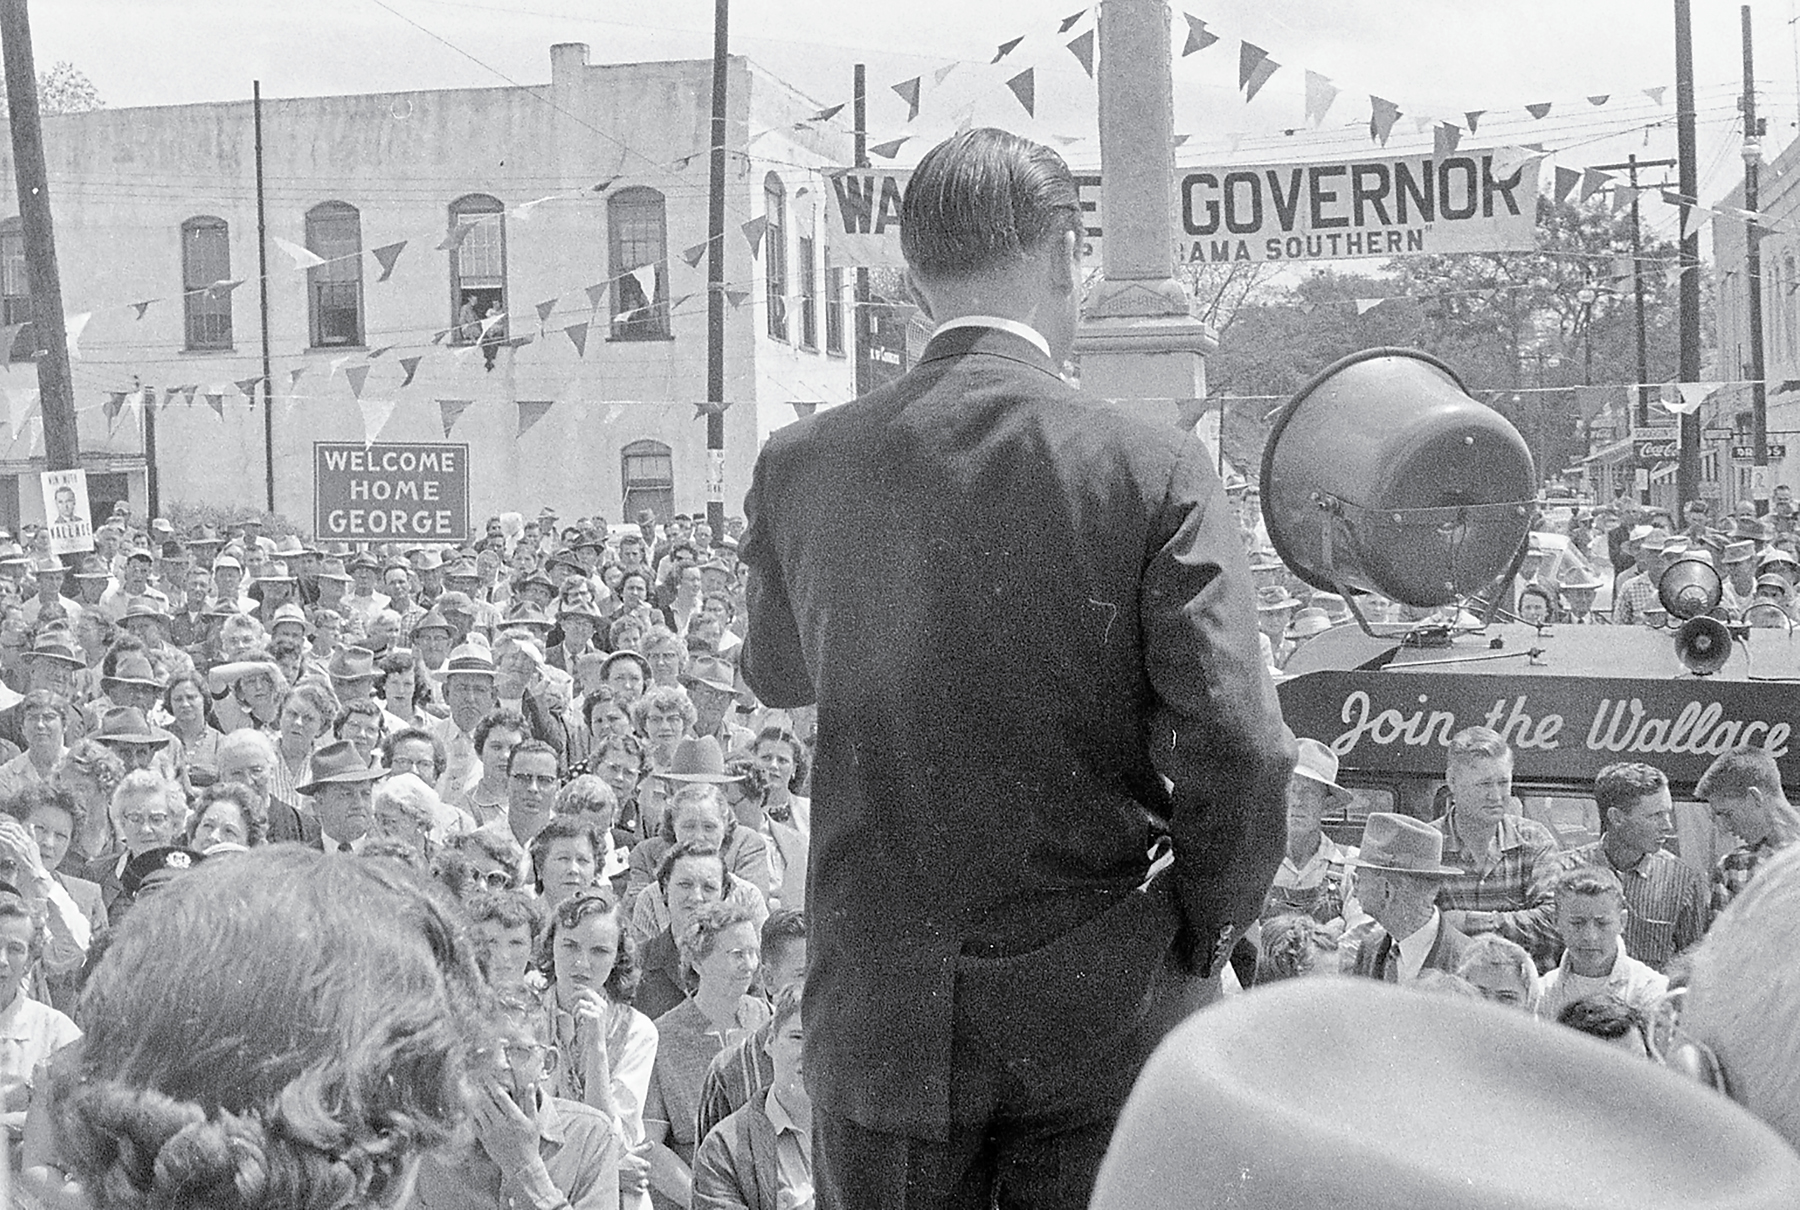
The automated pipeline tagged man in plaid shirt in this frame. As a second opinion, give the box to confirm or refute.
[1611,528,1668,626]
[1431,726,1563,966]
[1697,744,1800,913]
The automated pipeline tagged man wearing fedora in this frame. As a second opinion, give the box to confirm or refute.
[0,631,89,751]
[1345,813,1473,983]
[738,129,1292,1209]
[118,596,195,682]
[299,739,386,853]
[683,657,752,754]
[429,643,503,798]
[1612,529,1668,626]
[20,556,77,630]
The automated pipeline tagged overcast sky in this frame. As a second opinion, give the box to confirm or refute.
[23,0,1800,244]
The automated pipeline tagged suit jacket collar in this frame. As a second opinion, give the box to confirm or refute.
[916,324,1063,382]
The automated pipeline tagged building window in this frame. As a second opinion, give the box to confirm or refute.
[824,251,844,355]
[448,194,506,345]
[621,438,674,521]
[764,173,788,341]
[608,187,670,340]
[1,218,29,362]
[797,232,818,350]
[181,216,233,350]
[306,201,364,348]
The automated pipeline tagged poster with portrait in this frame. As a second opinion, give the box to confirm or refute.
[40,468,95,555]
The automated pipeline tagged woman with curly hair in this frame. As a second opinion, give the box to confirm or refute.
[535,889,657,1209]
[163,673,223,788]
[49,846,489,1210]
[625,783,771,943]
[1252,913,1342,985]
[751,725,810,834]
[185,782,267,853]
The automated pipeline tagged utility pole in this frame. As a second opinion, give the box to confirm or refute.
[704,0,728,537]
[1744,4,1771,511]
[853,64,870,397]
[1589,155,1676,505]
[0,0,78,471]
[254,82,276,513]
[1675,0,1702,510]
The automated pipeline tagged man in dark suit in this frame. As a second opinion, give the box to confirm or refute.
[738,128,1293,1210]
[1346,813,1474,983]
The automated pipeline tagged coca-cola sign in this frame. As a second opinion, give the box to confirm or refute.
[1278,670,1796,790]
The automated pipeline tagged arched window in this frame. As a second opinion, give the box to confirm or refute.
[0,217,29,361]
[182,216,233,350]
[621,438,674,522]
[449,193,506,345]
[608,187,670,340]
[764,173,788,341]
[306,201,364,347]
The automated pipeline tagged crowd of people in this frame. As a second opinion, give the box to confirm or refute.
[0,502,816,1210]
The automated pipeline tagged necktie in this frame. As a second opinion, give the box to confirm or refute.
[339,841,355,853]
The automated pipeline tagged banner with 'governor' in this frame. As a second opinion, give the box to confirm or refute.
[825,148,1540,268]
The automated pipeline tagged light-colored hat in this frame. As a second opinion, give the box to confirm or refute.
[269,602,310,634]
[1292,738,1355,809]
[1722,541,1756,566]
[101,651,166,692]
[1091,979,1800,1210]
[1256,585,1300,613]
[1351,812,1461,876]
[442,643,497,680]
[93,706,169,747]
[680,656,737,695]
[326,646,379,681]
[1285,608,1333,640]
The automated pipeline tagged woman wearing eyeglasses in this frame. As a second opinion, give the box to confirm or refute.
[537,889,658,1210]
[83,769,185,926]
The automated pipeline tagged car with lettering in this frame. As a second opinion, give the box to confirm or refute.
[1275,620,1784,877]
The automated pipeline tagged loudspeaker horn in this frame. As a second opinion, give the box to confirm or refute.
[1261,348,1536,608]
[1658,550,1722,620]
[1674,615,1734,676]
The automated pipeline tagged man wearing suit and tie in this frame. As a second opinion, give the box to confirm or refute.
[1347,813,1475,983]
[738,128,1293,1210]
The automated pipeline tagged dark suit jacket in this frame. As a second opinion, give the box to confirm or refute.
[738,325,1293,1139]
[1349,914,1475,982]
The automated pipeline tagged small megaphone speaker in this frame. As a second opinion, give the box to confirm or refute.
[1675,615,1734,676]
[1659,551,1722,620]
[1261,348,1535,608]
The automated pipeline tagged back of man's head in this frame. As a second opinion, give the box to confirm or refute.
[900,128,1082,281]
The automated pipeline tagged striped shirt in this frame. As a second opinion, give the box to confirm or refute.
[1559,841,1709,971]
[1432,810,1563,964]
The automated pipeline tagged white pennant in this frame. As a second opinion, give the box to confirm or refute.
[629,264,657,303]
[5,386,38,437]
[64,312,91,360]
[273,236,327,270]
[358,397,397,446]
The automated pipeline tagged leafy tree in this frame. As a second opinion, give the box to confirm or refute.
[0,61,103,118]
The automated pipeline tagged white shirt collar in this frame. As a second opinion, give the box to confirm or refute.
[931,315,1052,360]
[1395,908,1442,983]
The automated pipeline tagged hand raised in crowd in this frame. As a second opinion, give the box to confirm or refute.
[469,1077,543,1180]
[0,817,47,885]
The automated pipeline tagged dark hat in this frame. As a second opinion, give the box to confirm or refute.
[502,601,554,630]
[27,631,83,667]
[681,656,737,695]
[295,738,386,796]
[73,555,111,580]
[557,599,606,627]
[120,596,172,626]
[159,540,189,560]
[600,649,651,684]
[120,846,206,899]
[348,551,381,573]
[411,608,454,636]
[445,558,481,580]
[657,735,742,784]
[315,558,353,583]
[1352,813,1461,876]
[94,706,171,747]
[518,569,556,593]
[326,646,379,681]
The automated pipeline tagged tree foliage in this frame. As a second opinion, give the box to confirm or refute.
[0,61,103,118]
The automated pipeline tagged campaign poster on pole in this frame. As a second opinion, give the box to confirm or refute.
[40,469,95,555]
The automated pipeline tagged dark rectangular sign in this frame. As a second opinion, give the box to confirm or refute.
[314,442,469,542]
[1732,444,1786,459]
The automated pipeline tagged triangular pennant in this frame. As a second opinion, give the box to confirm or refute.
[162,386,182,409]
[1058,9,1086,33]
[1369,96,1401,145]
[126,389,147,427]
[509,197,551,223]
[365,346,393,360]
[4,386,36,437]
[372,240,407,282]
[435,221,475,252]
[1579,167,1614,203]
[1354,298,1386,315]
[1644,86,1667,105]
[103,392,124,425]
[536,297,558,325]
[328,354,351,380]
[204,393,225,419]
[1304,71,1339,127]
[431,329,450,345]
[670,292,695,312]
[273,236,326,270]
[1412,114,1436,134]
[1067,30,1095,78]
[869,137,911,159]
[437,398,473,437]
[1172,134,1190,147]
[1555,166,1581,203]
[358,397,396,447]
[692,400,734,419]
[629,264,657,306]
[932,63,958,86]
[1490,145,1540,176]
[398,356,421,387]
[205,279,244,299]
[1238,42,1276,100]
[234,375,263,396]
[1433,123,1461,159]
[478,311,508,339]
[725,288,750,308]
[63,312,91,360]
[1525,102,1552,120]
[1182,13,1219,56]
[810,103,846,122]
[345,364,371,398]
[0,323,22,360]
[564,322,589,357]
[1465,110,1485,133]
[1588,95,1610,106]
[517,399,554,439]
[892,77,921,122]
[585,282,609,310]
[992,36,1024,63]
[741,215,770,256]
[181,384,200,407]
[1611,185,1633,216]
[954,102,977,134]
[602,403,625,425]
[1005,68,1035,117]
[130,300,154,320]
[681,241,709,268]
[792,401,818,418]
[591,177,619,194]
